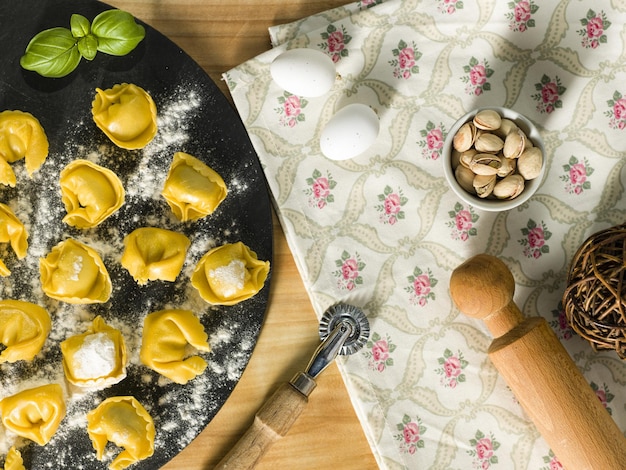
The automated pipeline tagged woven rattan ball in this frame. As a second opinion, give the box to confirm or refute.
[563,224,626,359]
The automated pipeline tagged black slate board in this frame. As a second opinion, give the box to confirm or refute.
[0,1,272,468]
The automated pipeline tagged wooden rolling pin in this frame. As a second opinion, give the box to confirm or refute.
[449,254,626,470]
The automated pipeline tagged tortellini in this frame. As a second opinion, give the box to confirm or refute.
[87,396,155,470]
[0,299,50,363]
[140,309,210,384]
[39,238,112,304]
[60,159,125,229]
[121,227,190,285]
[161,152,228,222]
[0,203,28,277]
[191,242,270,306]
[0,110,49,186]
[0,384,66,446]
[60,316,127,390]
[3,446,25,470]
[92,83,157,149]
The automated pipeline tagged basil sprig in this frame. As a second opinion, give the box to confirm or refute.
[20,10,145,78]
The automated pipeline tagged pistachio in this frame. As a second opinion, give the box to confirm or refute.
[493,174,525,199]
[469,154,501,175]
[503,129,526,159]
[517,147,543,180]
[455,165,476,194]
[453,122,476,152]
[459,149,477,169]
[494,118,518,138]
[473,174,496,198]
[474,133,504,153]
[451,148,462,170]
[473,109,502,131]
[496,156,516,178]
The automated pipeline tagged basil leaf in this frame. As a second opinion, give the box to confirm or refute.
[20,27,81,78]
[91,10,145,56]
[78,35,98,61]
[70,14,90,38]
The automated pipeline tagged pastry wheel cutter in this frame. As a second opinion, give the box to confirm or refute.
[215,303,370,469]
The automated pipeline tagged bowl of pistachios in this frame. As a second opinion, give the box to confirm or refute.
[442,106,545,212]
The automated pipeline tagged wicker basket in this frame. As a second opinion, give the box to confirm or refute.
[563,224,626,359]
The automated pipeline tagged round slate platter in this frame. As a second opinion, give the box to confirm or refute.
[0,1,272,468]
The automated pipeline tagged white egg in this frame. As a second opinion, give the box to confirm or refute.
[270,48,336,98]
[320,104,380,161]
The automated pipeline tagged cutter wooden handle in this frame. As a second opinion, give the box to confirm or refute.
[450,254,626,470]
[215,382,307,469]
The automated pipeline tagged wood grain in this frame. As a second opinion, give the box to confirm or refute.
[105,1,378,469]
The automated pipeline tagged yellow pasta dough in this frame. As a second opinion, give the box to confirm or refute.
[92,83,157,150]
[60,316,127,390]
[0,203,28,277]
[0,110,49,186]
[161,152,228,222]
[0,384,66,446]
[191,242,270,306]
[140,309,210,384]
[60,159,125,229]
[121,227,190,285]
[87,396,155,470]
[39,238,112,304]
[0,299,50,364]
[3,446,25,470]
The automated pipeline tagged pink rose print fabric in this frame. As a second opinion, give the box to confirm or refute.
[519,219,551,259]
[358,0,383,10]
[418,121,446,160]
[389,39,421,79]
[304,169,337,208]
[438,0,464,15]
[591,382,615,415]
[468,430,500,469]
[506,0,539,32]
[462,57,494,96]
[561,156,593,195]
[365,332,396,372]
[405,266,437,306]
[541,450,564,470]
[395,414,426,455]
[318,24,352,63]
[532,74,566,114]
[447,203,479,241]
[549,303,574,341]
[275,92,307,127]
[578,9,611,49]
[606,91,626,129]
[436,349,468,388]
[333,250,365,291]
[375,185,407,224]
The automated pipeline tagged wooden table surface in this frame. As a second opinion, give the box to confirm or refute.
[105,1,379,469]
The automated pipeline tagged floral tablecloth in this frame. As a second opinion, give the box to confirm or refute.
[224,1,626,468]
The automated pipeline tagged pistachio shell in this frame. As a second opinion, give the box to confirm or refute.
[503,129,525,159]
[455,165,476,194]
[517,147,543,180]
[494,118,518,138]
[473,174,496,198]
[493,174,525,199]
[453,122,476,152]
[469,154,502,175]
[474,133,504,153]
[496,156,516,177]
[459,149,477,169]
[473,110,502,130]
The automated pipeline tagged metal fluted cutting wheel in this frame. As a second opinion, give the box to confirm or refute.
[319,304,370,356]
[563,223,626,359]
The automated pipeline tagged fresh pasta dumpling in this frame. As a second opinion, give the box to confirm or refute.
[0,110,49,185]
[139,309,210,384]
[60,316,127,390]
[121,227,190,285]
[87,396,155,470]
[3,446,25,470]
[191,242,270,306]
[0,203,28,277]
[60,159,125,229]
[161,152,228,222]
[39,238,112,304]
[92,83,157,149]
[0,300,50,363]
[0,384,66,446]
